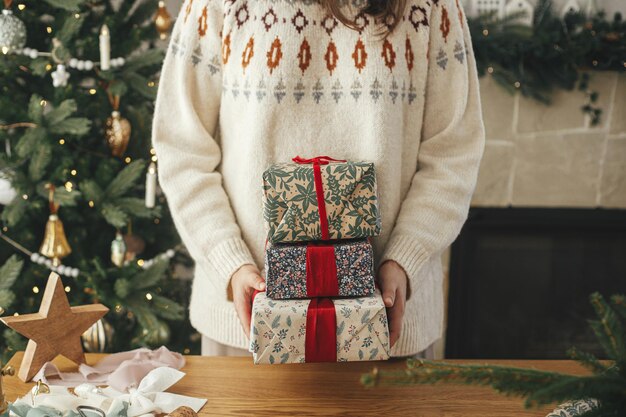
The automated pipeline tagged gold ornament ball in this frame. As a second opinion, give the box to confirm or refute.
[144,320,170,346]
[155,1,172,40]
[105,111,131,158]
[81,318,114,353]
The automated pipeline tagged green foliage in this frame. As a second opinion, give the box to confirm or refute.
[468,0,626,124]
[362,293,626,416]
[0,255,24,311]
[0,0,197,360]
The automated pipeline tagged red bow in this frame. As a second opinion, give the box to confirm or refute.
[292,155,347,165]
[291,156,346,240]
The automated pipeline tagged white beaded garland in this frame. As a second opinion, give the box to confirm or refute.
[9,230,175,277]
[15,47,125,71]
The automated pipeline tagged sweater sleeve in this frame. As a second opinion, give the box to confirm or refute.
[380,0,485,297]
[152,0,256,296]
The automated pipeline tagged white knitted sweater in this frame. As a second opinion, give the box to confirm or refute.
[152,0,485,356]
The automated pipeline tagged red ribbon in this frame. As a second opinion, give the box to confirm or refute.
[292,156,347,240]
[252,290,337,363]
[305,298,337,363]
[306,244,339,297]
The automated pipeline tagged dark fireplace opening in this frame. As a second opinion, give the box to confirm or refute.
[445,208,626,360]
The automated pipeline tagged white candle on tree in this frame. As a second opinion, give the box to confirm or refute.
[145,161,157,208]
[99,24,111,71]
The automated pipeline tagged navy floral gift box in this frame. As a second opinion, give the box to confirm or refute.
[265,239,376,300]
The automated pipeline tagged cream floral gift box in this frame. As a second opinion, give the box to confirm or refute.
[249,290,390,364]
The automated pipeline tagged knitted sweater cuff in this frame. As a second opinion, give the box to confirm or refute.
[379,234,430,300]
[206,237,257,286]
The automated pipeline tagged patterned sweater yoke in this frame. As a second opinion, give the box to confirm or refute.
[151,0,486,356]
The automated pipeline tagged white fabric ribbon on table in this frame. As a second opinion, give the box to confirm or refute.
[102,367,206,416]
[14,367,206,417]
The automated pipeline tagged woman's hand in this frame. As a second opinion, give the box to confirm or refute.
[231,264,265,338]
[377,260,409,348]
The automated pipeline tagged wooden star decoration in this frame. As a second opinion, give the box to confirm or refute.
[0,272,109,382]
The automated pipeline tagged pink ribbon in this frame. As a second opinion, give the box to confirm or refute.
[31,346,185,392]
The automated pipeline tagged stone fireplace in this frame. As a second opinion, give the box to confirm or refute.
[438,72,626,359]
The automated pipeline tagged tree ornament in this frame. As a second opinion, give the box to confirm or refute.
[51,64,70,88]
[155,1,172,40]
[105,109,131,158]
[81,317,114,353]
[0,272,108,382]
[0,172,16,205]
[143,320,170,346]
[0,5,26,55]
[39,184,72,267]
[123,222,145,262]
[111,230,127,267]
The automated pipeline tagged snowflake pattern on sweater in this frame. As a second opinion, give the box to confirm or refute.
[171,0,468,105]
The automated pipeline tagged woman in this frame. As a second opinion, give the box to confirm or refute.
[152,0,485,357]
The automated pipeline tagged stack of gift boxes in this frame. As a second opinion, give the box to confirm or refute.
[249,156,391,364]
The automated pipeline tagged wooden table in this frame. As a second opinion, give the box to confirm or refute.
[4,353,587,416]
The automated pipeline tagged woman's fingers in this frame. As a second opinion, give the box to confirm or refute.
[382,280,397,308]
[234,290,252,338]
[234,271,266,338]
[250,273,266,291]
[387,291,405,348]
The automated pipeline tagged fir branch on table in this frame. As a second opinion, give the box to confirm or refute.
[362,293,626,417]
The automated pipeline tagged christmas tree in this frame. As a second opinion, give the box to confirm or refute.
[362,292,626,416]
[0,0,199,361]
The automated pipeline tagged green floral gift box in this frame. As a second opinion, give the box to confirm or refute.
[262,158,381,243]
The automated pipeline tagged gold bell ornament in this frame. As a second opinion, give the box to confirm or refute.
[154,1,172,40]
[104,95,131,158]
[39,184,72,266]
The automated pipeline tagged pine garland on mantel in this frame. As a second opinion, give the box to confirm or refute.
[469,0,626,125]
